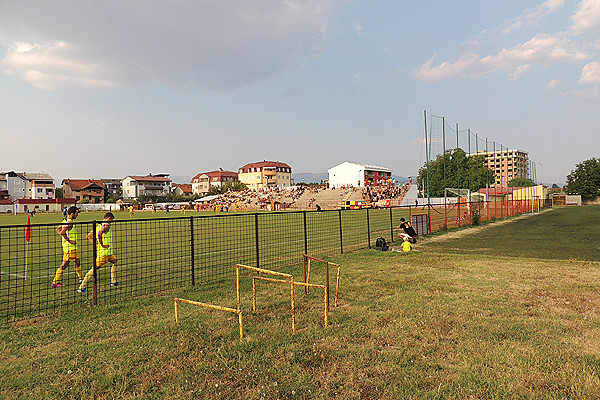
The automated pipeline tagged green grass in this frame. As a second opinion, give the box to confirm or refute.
[424,206,600,262]
[2,207,600,398]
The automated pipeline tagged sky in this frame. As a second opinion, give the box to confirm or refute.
[1,0,599,185]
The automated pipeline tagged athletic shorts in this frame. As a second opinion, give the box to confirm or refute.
[62,250,80,262]
[97,254,117,267]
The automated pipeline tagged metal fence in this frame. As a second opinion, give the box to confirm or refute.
[0,201,543,322]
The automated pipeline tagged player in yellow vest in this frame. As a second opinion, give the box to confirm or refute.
[51,206,84,287]
[78,212,119,293]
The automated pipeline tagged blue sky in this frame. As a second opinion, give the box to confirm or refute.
[1,0,599,185]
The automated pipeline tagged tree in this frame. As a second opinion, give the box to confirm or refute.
[417,148,495,197]
[565,158,600,200]
[507,178,536,187]
[55,188,63,198]
[208,181,248,195]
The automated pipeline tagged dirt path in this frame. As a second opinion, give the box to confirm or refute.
[418,208,553,244]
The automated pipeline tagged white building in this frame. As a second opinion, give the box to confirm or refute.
[328,162,393,188]
[122,174,172,198]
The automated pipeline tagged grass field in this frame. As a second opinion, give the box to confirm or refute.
[1,206,600,399]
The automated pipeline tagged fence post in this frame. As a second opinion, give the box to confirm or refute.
[366,208,371,249]
[303,211,308,255]
[389,206,394,243]
[190,216,195,286]
[254,213,260,268]
[92,220,98,306]
[338,209,343,254]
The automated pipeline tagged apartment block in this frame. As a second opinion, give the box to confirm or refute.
[470,149,529,188]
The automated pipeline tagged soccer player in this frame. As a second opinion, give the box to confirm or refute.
[78,212,119,293]
[51,206,84,287]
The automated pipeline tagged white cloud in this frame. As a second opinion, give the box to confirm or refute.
[415,34,588,82]
[0,1,347,90]
[501,0,566,35]
[570,0,600,33]
[547,78,561,88]
[579,61,600,83]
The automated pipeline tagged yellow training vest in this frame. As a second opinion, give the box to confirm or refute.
[61,219,77,252]
[98,227,113,257]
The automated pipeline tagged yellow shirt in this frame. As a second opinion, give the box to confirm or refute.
[401,241,412,253]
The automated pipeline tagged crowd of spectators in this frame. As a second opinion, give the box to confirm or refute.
[362,183,410,202]
[204,185,307,211]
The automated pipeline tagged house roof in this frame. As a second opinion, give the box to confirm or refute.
[174,184,193,193]
[22,172,54,181]
[192,170,238,181]
[125,175,171,182]
[1,171,53,181]
[239,161,291,171]
[62,179,106,190]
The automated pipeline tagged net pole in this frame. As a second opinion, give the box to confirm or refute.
[457,123,461,228]
[424,110,430,206]
[443,117,447,216]
[468,129,471,196]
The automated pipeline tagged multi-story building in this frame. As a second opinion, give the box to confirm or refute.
[470,149,529,188]
[0,171,55,200]
[328,162,392,188]
[191,168,239,195]
[122,174,172,198]
[238,161,292,191]
[101,179,123,199]
[62,179,106,203]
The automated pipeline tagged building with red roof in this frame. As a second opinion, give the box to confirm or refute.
[62,179,106,203]
[191,168,239,195]
[238,160,292,191]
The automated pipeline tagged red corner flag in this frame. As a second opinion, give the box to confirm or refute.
[25,215,31,242]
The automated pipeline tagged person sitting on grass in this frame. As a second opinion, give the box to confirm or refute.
[78,212,119,293]
[401,236,412,253]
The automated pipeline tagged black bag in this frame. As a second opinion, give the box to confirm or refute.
[375,237,388,251]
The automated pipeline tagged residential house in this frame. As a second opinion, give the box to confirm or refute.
[238,161,291,191]
[101,179,123,199]
[173,184,193,197]
[62,179,106,203]
[122,174,172,198]
[0,171,55,200]
[191,168,239,195]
